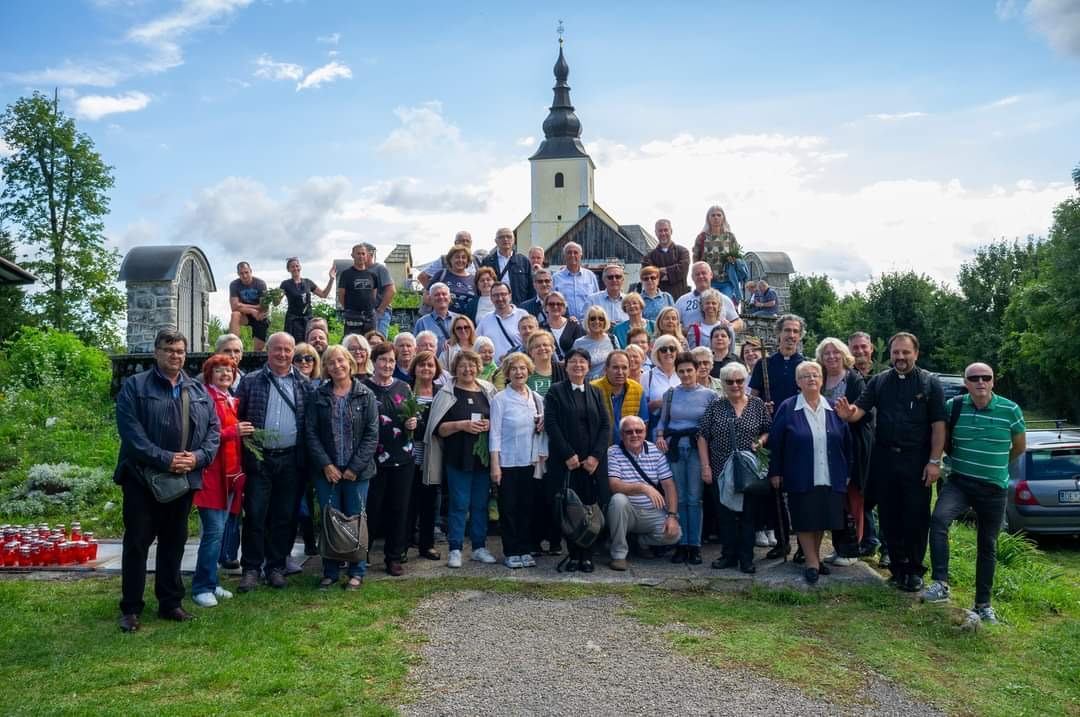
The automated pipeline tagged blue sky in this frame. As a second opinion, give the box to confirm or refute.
[2,0,1078,318]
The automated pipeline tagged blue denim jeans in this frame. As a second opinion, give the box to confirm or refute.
[377,309,391,336]
[446,465,489,552]
[219,512,240,564]
[193,507,228,595]
[314,475,370,579]
[671,444,703,547]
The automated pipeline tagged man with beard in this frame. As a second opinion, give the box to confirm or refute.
[836,332,946,593]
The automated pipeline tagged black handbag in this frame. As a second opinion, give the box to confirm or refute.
[725,417,770,496]
[135,388,192,503]
[319,502,368,564]
[556,470,605,549]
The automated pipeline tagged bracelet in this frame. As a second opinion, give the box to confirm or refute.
[666,511,678,518]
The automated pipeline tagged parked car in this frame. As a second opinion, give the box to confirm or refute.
[1005,426,1080,535]
[934,373,967,401]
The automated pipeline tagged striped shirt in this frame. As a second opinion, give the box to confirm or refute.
[607,442,673,511]
[946,393,1025,488]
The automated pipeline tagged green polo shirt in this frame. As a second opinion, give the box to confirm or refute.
[945,393,1025,488]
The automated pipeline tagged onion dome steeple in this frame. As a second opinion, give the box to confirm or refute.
[530,38,590,161]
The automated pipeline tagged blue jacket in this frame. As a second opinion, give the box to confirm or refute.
[114,367,221,489]
[480,251,535,306]
[767,394,851,494]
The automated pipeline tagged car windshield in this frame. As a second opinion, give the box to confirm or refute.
[1026,448,1080,481]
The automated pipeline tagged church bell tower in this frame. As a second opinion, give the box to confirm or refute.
[528,39,596,250]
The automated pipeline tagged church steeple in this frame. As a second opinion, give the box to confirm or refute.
[530,39,590,161]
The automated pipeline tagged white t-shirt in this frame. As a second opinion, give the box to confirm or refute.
[675,290,738,328]
[476,307,529,362]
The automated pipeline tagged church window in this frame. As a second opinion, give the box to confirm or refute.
[554,172,564,188]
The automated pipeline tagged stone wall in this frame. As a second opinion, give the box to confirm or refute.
[126,281,178,353]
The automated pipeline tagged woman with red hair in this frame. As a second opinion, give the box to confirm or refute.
[192,354,254,608]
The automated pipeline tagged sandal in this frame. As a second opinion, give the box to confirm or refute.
[343,577,363,591]
[318,577,335,591]
[420,548,442,561]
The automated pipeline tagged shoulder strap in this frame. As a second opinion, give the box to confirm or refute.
[268,372,297,414]
[761,353,772,403]
[181,387,191,451]
[493,313,516,347]
[619,445,661,491]
[948,396,964,430]
[495,254,512,280]
[662,387,674,434]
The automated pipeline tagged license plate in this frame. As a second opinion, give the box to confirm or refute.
[1060,490,1080,504]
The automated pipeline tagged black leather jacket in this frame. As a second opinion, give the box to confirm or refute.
[304,377,379,480]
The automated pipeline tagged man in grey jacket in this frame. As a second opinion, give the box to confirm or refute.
[114,329,220,632]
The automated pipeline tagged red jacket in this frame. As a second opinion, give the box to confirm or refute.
[194,384,246,513]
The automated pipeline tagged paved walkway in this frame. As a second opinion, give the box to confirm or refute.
[22,536,885,590]
[400,592,941,716]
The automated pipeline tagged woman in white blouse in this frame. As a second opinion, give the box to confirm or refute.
[489,352,546,569]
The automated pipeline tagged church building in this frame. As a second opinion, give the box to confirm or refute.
[514,41,656,283]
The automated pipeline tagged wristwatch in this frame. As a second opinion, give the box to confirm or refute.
[666,511,678,518]
[928,458,941,466]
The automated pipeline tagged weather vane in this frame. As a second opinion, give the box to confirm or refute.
[557,19,564,46]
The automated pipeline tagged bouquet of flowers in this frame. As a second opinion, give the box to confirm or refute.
[260,287,284,311]
[393,392,423,440]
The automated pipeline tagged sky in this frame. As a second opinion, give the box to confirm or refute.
[2,0,1079,322]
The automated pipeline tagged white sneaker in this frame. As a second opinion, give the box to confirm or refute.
[192,592,218,608]
[521,553,537,568]
[214,586,234,600]
[755,530,770,547]
[824,552,858,567]
[504,555,524,569]
[471,547,497,564]
[765,530,778,547]
[447,549,463,568]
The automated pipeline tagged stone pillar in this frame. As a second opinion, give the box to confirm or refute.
[125,280,178,352]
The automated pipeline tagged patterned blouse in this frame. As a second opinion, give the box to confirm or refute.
[364,378,415,468]
[698,395,772,481]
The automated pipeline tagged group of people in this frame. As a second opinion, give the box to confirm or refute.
[113,206,1025,632]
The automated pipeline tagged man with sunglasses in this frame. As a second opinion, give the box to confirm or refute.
[606,415,681,570]
[920,364,1025,624]
[587,263,630,325]
[642,218,690,299]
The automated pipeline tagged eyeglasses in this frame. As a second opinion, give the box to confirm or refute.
[621,428,645,435]
[588,317,605,322]
[798,374,821,381]
[641,275,658,281]
[695,361,711,367]
[658,346,677,354]
[604,275,623,281]
[966,375,993,382]
[535,278,552,284]
[724,378,745,385]
[546,301,565,308]
[348,347,366,354]
[294,355,315,364]
[454,325,471,332]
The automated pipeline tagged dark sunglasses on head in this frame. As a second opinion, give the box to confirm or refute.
[455,325,471,332]
[547,301,565,308]
[966,374,993,382]
[294,355,315,363]
[724,378,745,385]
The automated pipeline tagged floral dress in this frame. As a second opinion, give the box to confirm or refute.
[363,378,415,467]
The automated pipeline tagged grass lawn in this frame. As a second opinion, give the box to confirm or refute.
[1,523,1077,717]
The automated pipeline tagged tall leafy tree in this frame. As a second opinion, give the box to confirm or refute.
[0,92,122,347]
[860,271,956,372]
[788,273,837,345]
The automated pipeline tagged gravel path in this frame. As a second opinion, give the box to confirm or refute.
[400,592,942,717]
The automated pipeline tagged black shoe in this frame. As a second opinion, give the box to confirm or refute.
[687,547,703,565]
[858,542,880,557]
[670,546,687,564]
[792,546,806,564]
[804,567,819,584]
[580,559,594,573]
[765,543,789,560]
[902,574,924,593]
[564,559,579,572]
[817,563,831,576]
[159,607,196,622]
[420,548,441,561]
[219,559,241,570]
[650,546,671,558]
[399,551,409,564]
[267,569,287,589]
[879,553,892,569]
[887,573,903,589]
[712,556,739,570]
[304,542,318,557]
[237,569,260,593]
[740,563,757,574]
[118,613,140,633]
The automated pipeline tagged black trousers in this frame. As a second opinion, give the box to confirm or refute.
[370,463,414,563]
[284,314,309,345]
[718,498,758,568]
[120,478,194,616]
[537,467,564,552]
[407,467,439,552]
[930,474,1007,605]
[873,448,932,578]
[498,467,536,556]
[242,448,299,572]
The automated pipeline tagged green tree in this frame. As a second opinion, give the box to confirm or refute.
[0,226,28,342]
[1002,182,1080,419]
[0,92,122,348]
[818,290,869,341]
[788,273,837,345]
[860,271,957,372]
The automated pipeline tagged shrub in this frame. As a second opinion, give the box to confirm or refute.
[0,463,117,518]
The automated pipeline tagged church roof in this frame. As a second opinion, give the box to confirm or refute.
[118,245,217,290]
[530,43,590,161]
[385,244,413,264]
[618,224,658,255]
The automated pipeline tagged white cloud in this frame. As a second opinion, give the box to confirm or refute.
[317,32,341,45]
[378,101,463,153]
[0,139,12,158]
[5,61,123,88]
[74,91,151,121]
[296,61,352,91]
[127,0,253,72]
[1025,0,1080,57]
[985,94,1022,108]
[368,178,490,213]
[865,112,928,121]
[996,0,1021,19]
[516,136,536,148]
[253,54,304,81]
